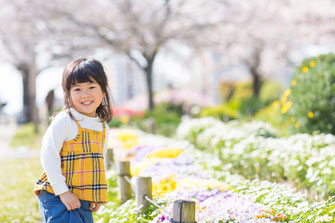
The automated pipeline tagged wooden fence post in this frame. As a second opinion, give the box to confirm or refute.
[135,176,152,212]
[117,161,132,203]
[172,199,196,223]
[106,148,114,169]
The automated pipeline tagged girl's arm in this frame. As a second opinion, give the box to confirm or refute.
[40,113,71,195]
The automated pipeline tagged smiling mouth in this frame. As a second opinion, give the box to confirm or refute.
[81,101,93,105]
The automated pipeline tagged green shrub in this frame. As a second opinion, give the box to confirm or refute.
[128,103,182,137]
[286,53,335,134]
[254,101,290,136]
[239,96,268,117]
[238,81,282,117]
[230,82,254,101]
[200,100,240,121]
[108,117,123,128]
[218,81,283,118]
[258,81,283,102]
[218,81,236,102]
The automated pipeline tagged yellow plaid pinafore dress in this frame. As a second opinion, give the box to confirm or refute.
[34,119,108,203]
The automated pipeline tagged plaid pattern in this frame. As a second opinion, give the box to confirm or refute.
[34,119,108,203]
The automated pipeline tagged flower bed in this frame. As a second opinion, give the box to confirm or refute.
[176,117,335,198]
[94,128,335,222]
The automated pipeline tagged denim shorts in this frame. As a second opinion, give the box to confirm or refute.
[38,190,94,223]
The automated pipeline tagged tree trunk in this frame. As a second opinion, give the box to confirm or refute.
[22,67,31,123]
[19,62,39,133]
[127,50,158,112]
[143,51,158,112]
[144,64,154,111]
[126,61,134,100]
[250,66,262,97]
[248,46,263,98]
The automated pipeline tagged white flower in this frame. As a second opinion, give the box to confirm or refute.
[315,215,333,222]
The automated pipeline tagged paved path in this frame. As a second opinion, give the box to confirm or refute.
[0,117,40,159]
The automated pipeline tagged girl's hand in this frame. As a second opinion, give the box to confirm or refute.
[89,202,101,212]
[59,191,81,211]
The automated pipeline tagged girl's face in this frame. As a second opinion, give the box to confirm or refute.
[70,79,105,117]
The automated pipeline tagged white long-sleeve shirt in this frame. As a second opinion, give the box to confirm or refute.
[40,108,110,196]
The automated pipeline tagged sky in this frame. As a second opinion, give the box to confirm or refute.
[0,63,64,115]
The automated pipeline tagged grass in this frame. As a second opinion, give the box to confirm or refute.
[9,123,43,149]
[0,155,43,223]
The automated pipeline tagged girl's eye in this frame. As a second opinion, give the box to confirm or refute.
[89,86,96,89]
[73,88,81,91]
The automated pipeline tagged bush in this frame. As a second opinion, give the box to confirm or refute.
[127,103,182,137]
[286,53,335,134]
[229,82,254,101]
[200,100,240,121]
[254,101,290,136]
[108,117,123,127]
[218,81,283,118]
[239,96,268,117]
[258,81,283,102]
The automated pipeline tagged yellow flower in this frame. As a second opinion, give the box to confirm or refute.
[308,112,314,118]
[120,115,130,124]
[280,95,287,105]
[291,80,297,86]
[123,139,138,149]
[310,61,316,67]
[281,101,292,114]
[290,117,296,122]
[131,161,150,176]
[152,174,177,196]
[302,66,309,73]
[272,101,279,107]
[117,133,138,142]
[280,89,291,105]
[283,89,291,96]
[294,122,300,128]
[146,148,182,159]
[280,107,286,114]
[131,165,141,177]
[116,133,138,149]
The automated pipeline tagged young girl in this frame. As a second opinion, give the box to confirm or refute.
[34,58,113,223]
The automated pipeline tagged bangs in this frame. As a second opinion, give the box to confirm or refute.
[66,68,96,90]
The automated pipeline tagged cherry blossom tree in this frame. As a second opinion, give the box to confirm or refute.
[41,0,223,110]
[0,0,92,131]
[0,0,43,131]
[216,0,335,96]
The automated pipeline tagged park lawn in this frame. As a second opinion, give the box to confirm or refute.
[0,155,42,223]
[9,123,44,149]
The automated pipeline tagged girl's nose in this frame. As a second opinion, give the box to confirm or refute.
[81,93,92,99]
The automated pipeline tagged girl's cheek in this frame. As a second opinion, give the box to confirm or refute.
[71,91,80,97]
